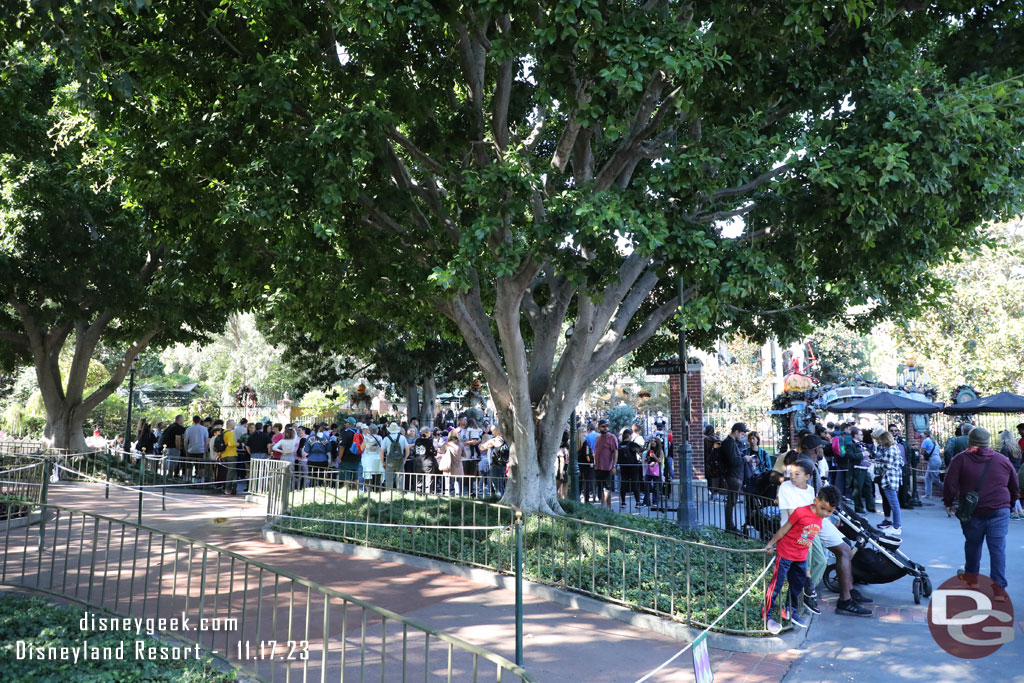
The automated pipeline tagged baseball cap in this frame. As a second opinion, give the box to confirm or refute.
[800,434,825,450]
[345,417,357,425]
[731,422,748,433]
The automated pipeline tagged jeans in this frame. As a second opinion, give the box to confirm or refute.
[924,456,942,497]
[763,556,806,621]
[724,477,743,531]
[850,468,875,512]
[643,474,661,506]
[964,508,1010,587]
[578,464,595,502]
[832,468,847,499]
[882,487,901,528]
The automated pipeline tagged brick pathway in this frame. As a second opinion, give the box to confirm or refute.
[26,484,803,682]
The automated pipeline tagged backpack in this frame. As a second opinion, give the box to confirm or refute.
[306,436,329,463]
[386,435,405,466]
[213,433,228,454]
[707,444,724,478]
[345,428,362,456]
[492,441,510,469]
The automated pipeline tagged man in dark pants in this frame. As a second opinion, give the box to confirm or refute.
[719,422,747,533]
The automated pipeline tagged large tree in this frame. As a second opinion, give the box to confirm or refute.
[0,38,263,450]
[29,2,1024,510]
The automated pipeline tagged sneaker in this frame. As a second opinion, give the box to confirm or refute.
[766,617,783,635]
[803,591,822,615]
[886,527,902,536]
[780,605,790,621]
[790,612,809,628]
[849,589,873,604]
[877,519,892,529]
[836,599,872,617]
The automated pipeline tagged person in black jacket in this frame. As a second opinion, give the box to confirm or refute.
[617,429,642,508]
[719,422,747,532]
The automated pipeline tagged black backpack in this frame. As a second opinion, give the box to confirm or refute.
[492,441,510,469]
[213,433,228,454]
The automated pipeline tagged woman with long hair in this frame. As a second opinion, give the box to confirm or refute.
[998,429,1022,469]
[439,430,464,495]
[576,426,594,503]
[642,438,664,507]
[873,428,903,536]
[746,431,771,474]
[556,431,570,499]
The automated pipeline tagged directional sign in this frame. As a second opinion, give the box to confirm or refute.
[645,360,682,375]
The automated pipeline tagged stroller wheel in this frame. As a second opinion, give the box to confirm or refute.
[922,575,932,598]
[823,563,839,593]
[913,578,923,605]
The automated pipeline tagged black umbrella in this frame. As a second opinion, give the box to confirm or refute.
[943,391,1024,414]
[829,392,944,415]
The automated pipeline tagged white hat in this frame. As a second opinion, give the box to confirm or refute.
[388,422,401,435]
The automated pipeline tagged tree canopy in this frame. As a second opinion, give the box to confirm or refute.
[8,2,1024,508]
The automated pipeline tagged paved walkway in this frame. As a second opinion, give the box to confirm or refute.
[42,484,798,682]
[36,484,1024,682]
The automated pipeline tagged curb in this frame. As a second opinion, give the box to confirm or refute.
[261,525,809,654]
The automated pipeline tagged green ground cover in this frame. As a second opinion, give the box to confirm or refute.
[272,487,774,633]
[0,594,236,682]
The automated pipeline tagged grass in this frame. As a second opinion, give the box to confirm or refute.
[273,485,774,634]
[0,594,236,682]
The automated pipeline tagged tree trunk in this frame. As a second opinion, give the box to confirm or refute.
[421,376,437,427]
[405,380,420,423]
[42,403,89,452]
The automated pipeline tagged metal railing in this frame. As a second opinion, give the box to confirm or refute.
[269,470,776,635]
[0,455,47,508]
[0,500,534,682]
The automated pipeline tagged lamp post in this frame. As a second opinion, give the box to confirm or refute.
[123,356,139,464]
[902,359,924,508]
[676,277,698,530]
[566,325,580,501]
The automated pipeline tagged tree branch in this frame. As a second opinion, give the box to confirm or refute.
[79,325,164,415]
[356,194,407,234]
[492,14,514,151]
[709,161,798,200]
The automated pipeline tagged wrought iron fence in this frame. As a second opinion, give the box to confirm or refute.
[0,500,534,682]
[269,469,777,635]
[702,409,780,454]
[0,455,47,507]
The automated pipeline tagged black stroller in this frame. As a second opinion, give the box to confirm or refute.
[822,504,933,604]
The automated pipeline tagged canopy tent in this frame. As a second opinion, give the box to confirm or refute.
[829,392,944,415]
[943,391,1024,414]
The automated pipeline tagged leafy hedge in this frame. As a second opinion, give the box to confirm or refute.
[273,488,774,633]
[0,594,235,682]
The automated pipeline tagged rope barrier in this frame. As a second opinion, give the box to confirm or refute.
[0,463,44,476]
[0,479,43,487]
[633,561,774,683]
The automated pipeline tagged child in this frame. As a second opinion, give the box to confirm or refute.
[762,485,840,634]
[777,460,824,615]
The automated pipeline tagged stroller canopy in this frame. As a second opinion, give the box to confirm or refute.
[944,391,1024,414]
[830,392,943,415]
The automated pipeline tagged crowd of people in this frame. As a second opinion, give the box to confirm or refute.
[700,418,1022,633]
[124,413,513,497]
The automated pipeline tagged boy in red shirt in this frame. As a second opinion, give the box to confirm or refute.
[762,485,841,634]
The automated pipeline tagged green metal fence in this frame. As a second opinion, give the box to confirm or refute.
[270,470,776,635]
[0,500,534,682]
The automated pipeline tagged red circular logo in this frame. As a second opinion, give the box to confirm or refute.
[927,573,1015,659]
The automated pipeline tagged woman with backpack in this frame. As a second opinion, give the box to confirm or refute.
[617,428,642,508]
[480,426,509,496]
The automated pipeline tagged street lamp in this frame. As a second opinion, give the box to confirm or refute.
[123,356,139,464]
[900,357,924,508]
[566,325,580,501]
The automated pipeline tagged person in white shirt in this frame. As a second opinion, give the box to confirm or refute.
[360,424,384,488]
[272,428,298,466]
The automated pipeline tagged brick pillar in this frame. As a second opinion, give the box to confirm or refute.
[669,363,705,478]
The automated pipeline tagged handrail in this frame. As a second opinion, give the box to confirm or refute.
[0,501,534,682]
